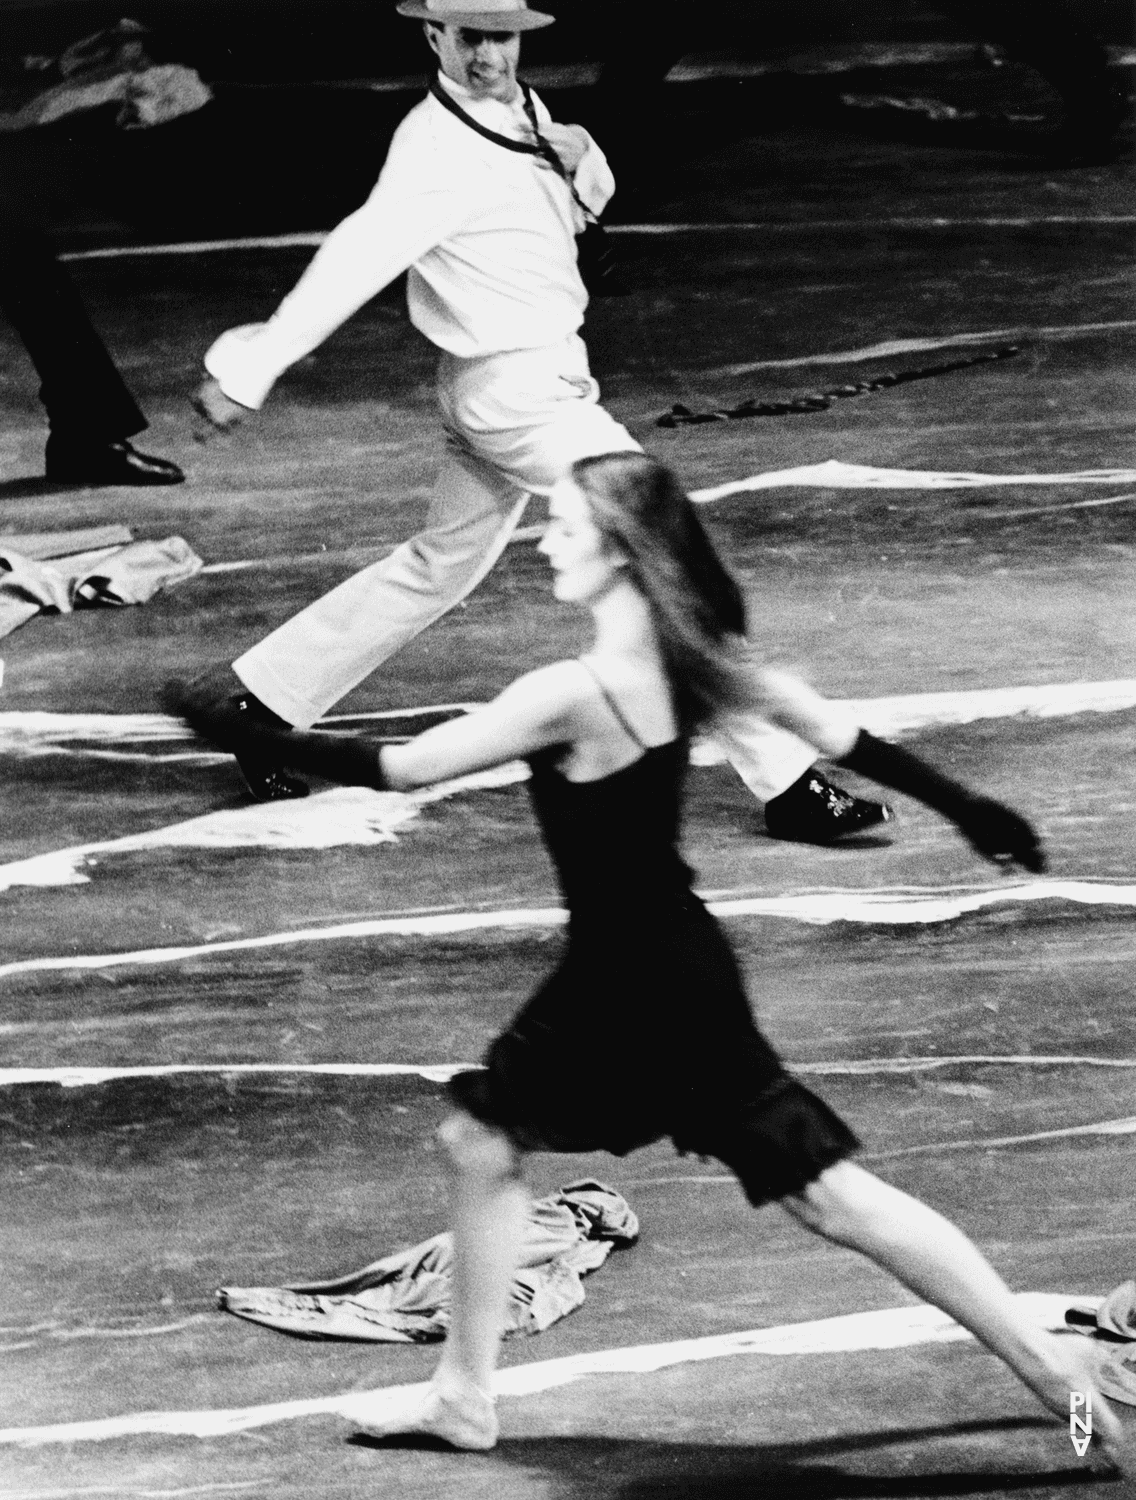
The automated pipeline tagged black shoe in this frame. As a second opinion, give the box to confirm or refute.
[764,768,891,845]
[230,692,309,803]
[45,435,185,487]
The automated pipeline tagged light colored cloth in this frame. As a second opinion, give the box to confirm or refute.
[1065,1280,1136,1342]
[0,20,210,132]
[234,335,639,726]
[1066,1280,1136,1407]
[436,335,633,488]
[0,536,202,640]
[217,1179,638,1343]
[205,76,612,409]
[713,713,819,804]
[0,62,212,132]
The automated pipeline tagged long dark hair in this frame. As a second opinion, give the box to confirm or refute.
[571,452,753,734]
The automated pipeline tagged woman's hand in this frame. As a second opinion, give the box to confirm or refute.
[163,679,387,789]
[953,796,1047,874]
[162,677,245,746]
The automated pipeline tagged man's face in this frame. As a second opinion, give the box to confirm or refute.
[426,23,522,102]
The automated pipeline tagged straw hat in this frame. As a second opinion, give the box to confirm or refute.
[396,0,554,30]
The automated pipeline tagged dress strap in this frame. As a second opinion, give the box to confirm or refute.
[577,659,647,751]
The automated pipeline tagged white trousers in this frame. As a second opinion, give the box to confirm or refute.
[233,335,817,802]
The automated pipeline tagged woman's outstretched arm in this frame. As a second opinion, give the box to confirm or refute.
[166,663,589,793]
[738,666,1046,873]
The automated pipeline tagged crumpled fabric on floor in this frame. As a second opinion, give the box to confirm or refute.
[1065,1279,1136,1407]
[1092,1280,1136,1340]
[0,18,211,132]
[0,535,203,639]
[1099,1346,1136,1407]
[218,1179,639,1344]
[1066,1279,1136,1341]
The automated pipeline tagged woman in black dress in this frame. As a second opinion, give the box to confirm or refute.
[172,451,1121,1462]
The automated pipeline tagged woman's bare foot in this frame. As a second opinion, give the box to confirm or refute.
[351,1378,498,1451]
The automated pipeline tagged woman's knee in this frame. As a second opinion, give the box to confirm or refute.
[437,1110,520,1182]
[782,1160,880,1245]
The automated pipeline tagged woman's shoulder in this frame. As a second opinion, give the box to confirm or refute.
[502,659,597,712]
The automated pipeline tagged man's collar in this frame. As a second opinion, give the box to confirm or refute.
[435,69,523,111]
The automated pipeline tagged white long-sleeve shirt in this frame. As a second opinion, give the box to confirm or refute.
[205,74,615,409]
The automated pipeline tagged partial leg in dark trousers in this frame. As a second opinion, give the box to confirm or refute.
[0,223,183,485]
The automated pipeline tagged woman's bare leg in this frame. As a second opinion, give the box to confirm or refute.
[781,1160,1126,1464]
[353,1109,527,1450]
[433,1110,529,1398]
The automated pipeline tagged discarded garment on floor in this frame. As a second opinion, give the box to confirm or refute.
[1066,1280,1136,1342]
[0,19,211,132]
[218,1179,638,1343]
[1066,1279,1136,1407]
[0,533,202,639]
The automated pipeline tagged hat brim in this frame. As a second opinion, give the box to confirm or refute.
[397,1,554,28]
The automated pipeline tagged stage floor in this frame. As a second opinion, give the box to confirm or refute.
[1,77,1135,1499]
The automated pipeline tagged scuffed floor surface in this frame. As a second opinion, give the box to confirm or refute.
[0,64,1134,1500]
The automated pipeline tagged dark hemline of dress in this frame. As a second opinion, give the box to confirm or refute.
[449,736,858,1208]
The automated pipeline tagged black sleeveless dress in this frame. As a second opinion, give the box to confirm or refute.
[450,679,858,1206]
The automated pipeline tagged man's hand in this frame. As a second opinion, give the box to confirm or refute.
[536,122,589,175]
[955,796,1047,874]
[192,377,250,432]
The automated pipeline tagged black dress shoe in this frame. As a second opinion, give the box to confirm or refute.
[230,693,310,803]
[45,435,185,487]
[764,768,892,845]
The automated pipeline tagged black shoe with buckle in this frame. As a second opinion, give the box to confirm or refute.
[230,693,309,802]
[763,768,892,845]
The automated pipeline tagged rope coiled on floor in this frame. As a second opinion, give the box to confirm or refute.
[656,344,1019,427]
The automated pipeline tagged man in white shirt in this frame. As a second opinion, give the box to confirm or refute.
[192,0,887,844]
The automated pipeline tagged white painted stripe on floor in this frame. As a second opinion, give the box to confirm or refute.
[1,1055,1132,1091]
[974,491,1136,521]
[0,1293,1087,1447]
[878,1115,1136,1157]
[63,233,329,259]
[802,1054,1136,1075]
[0,710,197,749]
[840,678,1136,733]
[55,750,233,766]
[0,770,529,894]
[624,1109,1136,1179]
[193,473,1136,584]
[0,1316,215,1348]
[621,218,1136,232]
[0,906,567,978]
[2,879,1135,981]
[0,703,478,752]
[707,320,1136,377]
[716,880,1136,925]
[4,1486,261,1499]
[689,459,1136,503]
[58,226,1136,260]
[0,1062,476,1089]
[198,526,546,576]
